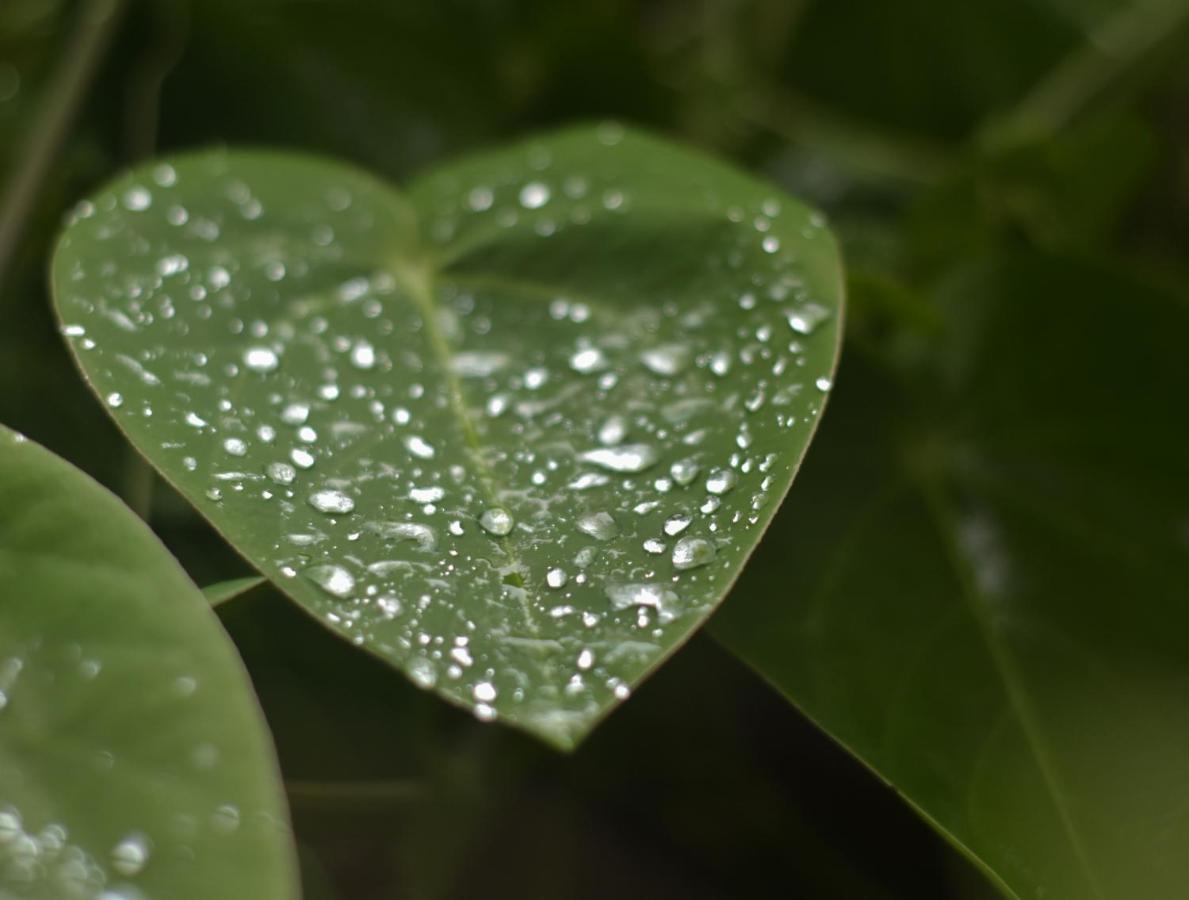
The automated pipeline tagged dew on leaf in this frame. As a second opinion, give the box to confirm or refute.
[672,536,716,570]
[308,489,354,514]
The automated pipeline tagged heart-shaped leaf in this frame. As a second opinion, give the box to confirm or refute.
[0,425,298,899]
[51,125,842,748]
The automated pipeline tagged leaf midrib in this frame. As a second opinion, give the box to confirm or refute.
[916,469,1107,900]
[389,258,544,643]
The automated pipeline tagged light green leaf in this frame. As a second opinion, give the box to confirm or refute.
[203,575,266,607]
[50,125,842,748]
[713,255,1189,899]
[0,425,298,899]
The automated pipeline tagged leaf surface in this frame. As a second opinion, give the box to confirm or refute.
[0,425,298,899]
[51,126,842,747]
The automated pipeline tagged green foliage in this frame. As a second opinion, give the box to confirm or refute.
[713,254,1189,898]
[51,128,842,748]
[0,426,298,899]
[3,0,1189,896]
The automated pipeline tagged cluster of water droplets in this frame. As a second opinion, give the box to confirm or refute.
[54,129,837,741]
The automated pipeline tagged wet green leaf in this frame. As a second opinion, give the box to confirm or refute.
[50,125,843,748]
[714,255,1189,899]
[0,425,298,899]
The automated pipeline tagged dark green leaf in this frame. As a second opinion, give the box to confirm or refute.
[0,424,298,899]
[50,125,843,748]
[714,254,1189,899]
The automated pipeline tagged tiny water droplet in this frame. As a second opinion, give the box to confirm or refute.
[546,568,568,588]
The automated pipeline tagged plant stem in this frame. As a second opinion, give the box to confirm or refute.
[0,0,126,291]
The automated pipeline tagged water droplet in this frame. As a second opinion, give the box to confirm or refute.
[111,833,150,876]
[569,347,607,374]
[267,462,296,485]
[350,340,376,370]
[786,302,831,335]
[122,186,151,211]
[306,564,355,598]
[815,376,832,392]
[577,649,595,670]
[605,582,676,611]
[452,351,509,377]
[640,343,690,376]
[706,469,737,495]
[409,486,445,503]
[243,346,279,373]
[579,444,658,473]
[598,415,628,446]
[291,448,316,469]
[577,511,619,540]
[281,402,309,425]
[546,567,568,588]
[519,182,550,209]
[473,681,498,702]
[308,489,354,514]
[643,538,666,554]
[106,392,124,409]
[223,437,247,457]
[670,458,699,485]
[672,536,716,570]
[405,435,436,459]
[663,513,692,536]
[480,508,514,536]
[367,521,437,552]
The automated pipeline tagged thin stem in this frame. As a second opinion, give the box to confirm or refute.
[0,0,126,290]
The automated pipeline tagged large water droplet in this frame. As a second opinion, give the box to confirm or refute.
[705,469,737,495]
[111,833,150,877]
[672,536,716,570]
[480,508,514,536]
[306,564,355,598]
[786,302,831,335]
[405,435,436,459]
[243,346,279,373]
[663,513,692,536]
[308,489,354,514]
[605,582,676,611]
[578,511,618,540]
[569,347,608,374]
[640,343,690,376]
[579,444,658,473]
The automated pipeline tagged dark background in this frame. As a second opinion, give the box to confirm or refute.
[3,1,1187,897]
